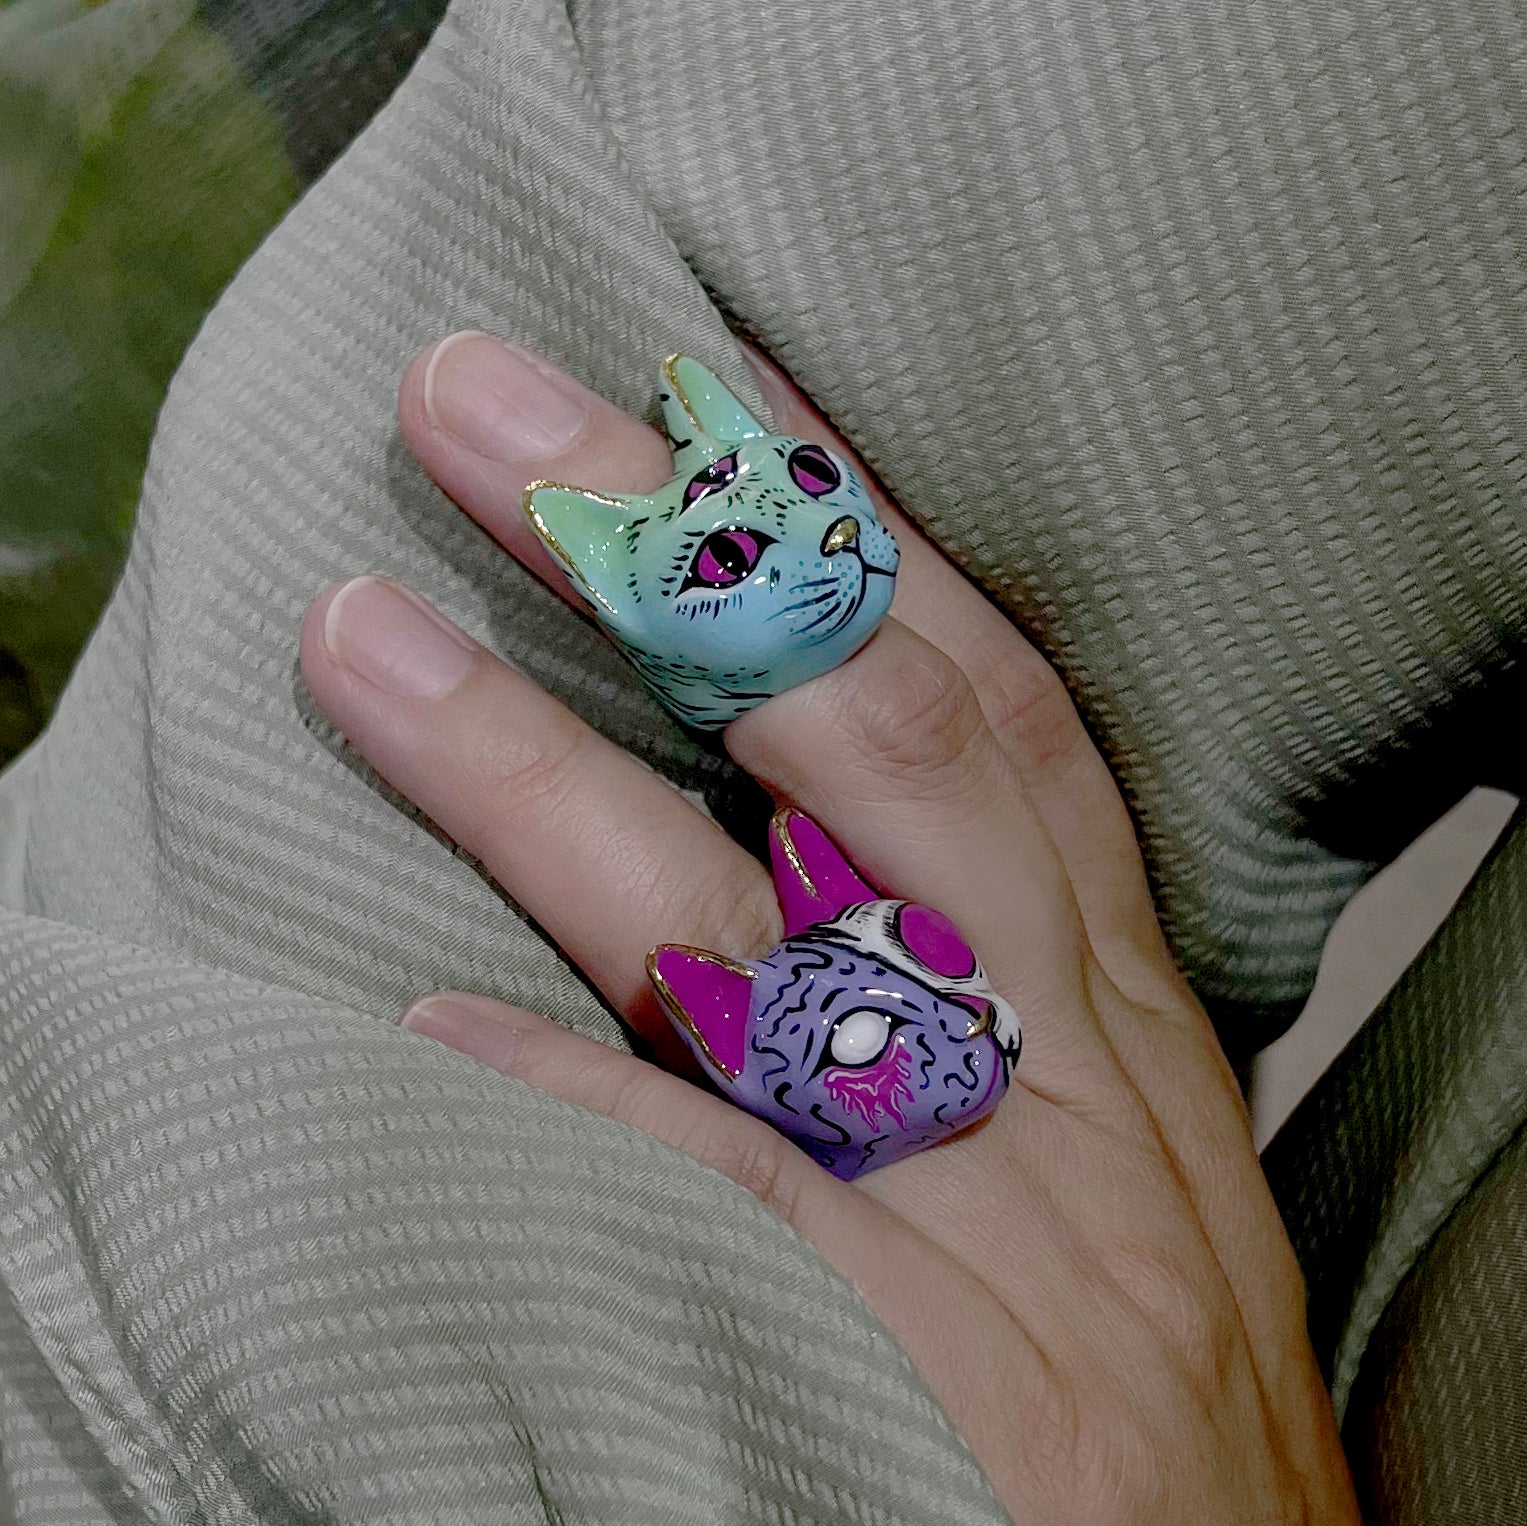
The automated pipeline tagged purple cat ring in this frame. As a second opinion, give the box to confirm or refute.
[646,809,1022,1181]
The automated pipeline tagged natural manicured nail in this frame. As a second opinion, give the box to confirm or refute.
[401,993,530,1073]
[422,331,592,458]
[323,576,476,697]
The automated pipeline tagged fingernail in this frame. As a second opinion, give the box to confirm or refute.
[423,331,591,458]
[323,576,477,697]
[401,993,526,1072]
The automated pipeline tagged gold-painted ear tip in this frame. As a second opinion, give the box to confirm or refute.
[769,808,820,899]
[521,480,633,516]
[521,479,554,517]
[767,804,797,836]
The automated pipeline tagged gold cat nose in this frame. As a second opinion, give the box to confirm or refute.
[821,516,859,555]
[964,1002,993,1039]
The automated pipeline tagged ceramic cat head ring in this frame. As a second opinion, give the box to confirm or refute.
[524,355,899,730]
[647,810,1021,1180]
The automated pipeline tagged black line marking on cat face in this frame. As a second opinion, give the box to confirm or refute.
[767,587,844,624]
[757,959,827,1026]
[799,584,865,636]
[912,1028,938,1087]
[807,1104,852,1148]
[858,1130,904,1165]
[817,985,848,1017]
[771,1079,800,1117]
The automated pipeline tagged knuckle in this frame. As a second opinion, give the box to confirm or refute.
[832,645,992,796]
[1105,1418,1168,1516]
[1099,1238,1238,1395]
[1021,1360,1088,1478]
[471,711,585,826]
[1025,1367,1160,1518]
[964,638,1083,775]
[592,1063,684,1141]
[688,1125,808,1225]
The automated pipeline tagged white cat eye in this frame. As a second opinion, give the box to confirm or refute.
[828,1009,893,1067]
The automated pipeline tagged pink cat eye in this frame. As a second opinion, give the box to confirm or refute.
[685,528,773,591]
[683,452,740,508]
[895,902,977,980]
[787,443,841,497]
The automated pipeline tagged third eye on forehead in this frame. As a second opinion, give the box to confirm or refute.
[683,453,740,509]
[895,904,977,980]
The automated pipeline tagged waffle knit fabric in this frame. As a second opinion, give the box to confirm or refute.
[2,0,1525,1519]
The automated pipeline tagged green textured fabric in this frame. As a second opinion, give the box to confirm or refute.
[1263,801,1527,1420]
[1342,1119,1527,1525]
[2,0,1525,1518]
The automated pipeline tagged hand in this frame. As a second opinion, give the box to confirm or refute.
[298,331,1359,1522]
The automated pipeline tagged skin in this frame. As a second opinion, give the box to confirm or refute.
[297,331,1361,1523]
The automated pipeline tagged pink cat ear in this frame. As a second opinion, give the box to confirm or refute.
[769,810,879,935]
[646,946,755,1081]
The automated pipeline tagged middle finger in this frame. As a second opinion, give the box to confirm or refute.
[298,573,780,1074]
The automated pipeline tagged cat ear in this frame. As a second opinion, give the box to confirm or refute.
[769,809,879,935]
[523,481,635,618]
[660,354,772,474]
[647,946,755,1082]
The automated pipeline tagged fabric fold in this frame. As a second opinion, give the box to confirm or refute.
[0,908,1006,1523]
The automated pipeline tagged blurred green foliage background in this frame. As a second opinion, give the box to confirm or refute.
[0,0,445,764]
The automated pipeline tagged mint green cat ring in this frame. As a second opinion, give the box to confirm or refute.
[523,355,900,730]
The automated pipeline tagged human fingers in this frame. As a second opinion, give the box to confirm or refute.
[729,616,1126,1111]
[739,345,1174,997]
[397,332,1164,989]
[395,991,1056,1500]
[299,568,1083,1403]
[395,992,1344,1524]
[398,336,1243,1217]
[298,574,778,1074]
[391,333,1309,1427]
[725,614,1331,1455]
[754,655,1357,1516]
[398,331,674,609]
[299,566,1117,1341]
[731,378,1304,1451]
[740,363,1321,1438]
